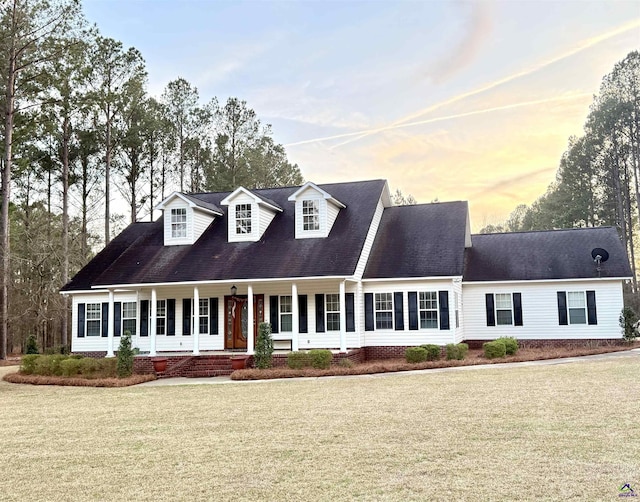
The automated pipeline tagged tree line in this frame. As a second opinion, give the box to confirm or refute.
[0,0,303,358]
[481,51,640,290]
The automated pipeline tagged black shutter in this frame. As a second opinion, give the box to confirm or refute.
[394,292,404,331]
[77,303,85,338]
[114,302,122,336]
[586,290,597,325]
[513,293,523,326]
[101,303,109,337]
[140,300,149,336]
[346,293,355,332]
[485,294,495,327]
[167,299,176,336]
[364,293,374,331]
[439,291,450,330]
[315,294,325,333]
[557,292,568,325]
[298,295,308,333]
[270,295,279,333]
[209,298,218,334]
[183,299,191,335]
[408,292,418,330]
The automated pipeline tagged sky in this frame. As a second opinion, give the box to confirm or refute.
[83,0,640,230]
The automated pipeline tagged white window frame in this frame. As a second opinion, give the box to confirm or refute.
[171,208,187,238]
[302,199,320,231]
[86,303,101,337]
[419,292,438,329]
[235,204,252,235]
[495,293,513,326]
[567,291,587,325]
[122,301,137,336]
[156,300,166,335]
[374,293,393,330]
[199,298,209,335]
[325,294,340,331]
[280,295,293,332]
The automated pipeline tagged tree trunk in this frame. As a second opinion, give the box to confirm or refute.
[61,114,70,347]
[105,106,111,245]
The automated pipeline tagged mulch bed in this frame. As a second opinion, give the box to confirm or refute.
[2,372,156,387]
[231,343,640,381]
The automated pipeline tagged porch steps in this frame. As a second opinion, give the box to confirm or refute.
[184,355,236,377]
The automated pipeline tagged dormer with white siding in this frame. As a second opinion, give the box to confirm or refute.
[220,187,283,243]
[287,181,346,239]
[156,192,223,246]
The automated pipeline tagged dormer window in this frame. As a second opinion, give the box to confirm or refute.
[302,200,320,231]
[235,204,252,234]
[171,208,187,238]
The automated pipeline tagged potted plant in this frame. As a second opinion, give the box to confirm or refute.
[230,355,249,370]
[151,357,168,373]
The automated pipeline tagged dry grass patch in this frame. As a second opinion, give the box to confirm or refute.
[1,356,639,501]
[3,371,155,387]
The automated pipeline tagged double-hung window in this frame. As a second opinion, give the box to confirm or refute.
[235,204,252,234]
[156,300,166,335]
[122,302,137,336]
[567,292,586,324]
[171,208,187,238]
[86,303,101,336]
[495,293,513,325]
[280,296,293,332]
[326,294,340,331]
[374,293,393,329]
[302,200,320,231]
[199,298,209,334]
[419,292,438,329]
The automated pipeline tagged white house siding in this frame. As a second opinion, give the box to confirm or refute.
[360,279,459,347]
[258,206,277,238]
[293,186,336,239]
[353,197,385,280]
[226,192,257,242]
[163,198,194,246]
[192,209,215,242]
[462,279,625,340]
[452,280,464,343]
[326,201,340,235]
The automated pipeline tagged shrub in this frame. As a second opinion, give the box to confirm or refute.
[116,331,134,378]
[21,354,39,374]
[446,343,469,360]
[309,349,332,369]
[25,334,39,355]
[60,358,82,377]
[457,343,469,360]
[421,344,441,361]
[80,357,99,376]
[483,340,506,359]
[44,345,70,355]
[405,346,428,363]
[97,358,117,378]
[287,351,311,369]
[254,322,274,369]
[33,355,68,376]
[620,307,638,342]
[338,358,354,368]
[498,337,519,355]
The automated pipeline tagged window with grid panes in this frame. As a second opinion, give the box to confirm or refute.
[86,303,101,336]
[567,291,586,324]
[419,292,438,329]
[302,200,320,230]
[374,293,393,329]
[495,293,513,325]
[235,204,252,234]
[156,300,166,335]
[280,296,292,332]
[199,298,209,334]
[171,208,187,238]
[122,302,137,336]
[326,294,340,331]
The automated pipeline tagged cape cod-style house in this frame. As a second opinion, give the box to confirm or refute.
[61,179,632,370]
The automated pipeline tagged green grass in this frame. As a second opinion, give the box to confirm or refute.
[1,356,639,501]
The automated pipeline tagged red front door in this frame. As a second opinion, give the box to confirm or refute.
[224,294,264,350]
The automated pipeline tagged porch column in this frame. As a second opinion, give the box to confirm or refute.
[291,283,299,352]
[150,288,157,357]
[247,284,254,355]
[193,286,200,355]
[356,281,364,342]
[134,290,140,350]
[339,281,347,353]
[106,289,115,357]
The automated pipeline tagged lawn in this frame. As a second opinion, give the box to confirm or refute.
[1,356,638,501]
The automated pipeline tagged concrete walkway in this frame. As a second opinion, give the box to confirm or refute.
[136,347,640,387]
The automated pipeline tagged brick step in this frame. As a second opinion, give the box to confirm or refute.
[186,369,233,377]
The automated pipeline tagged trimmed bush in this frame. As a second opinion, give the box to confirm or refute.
[309,349,332,369]
[405,346,428,363]
[421,344,441,361]
[21,354,39,374]
[338,358,354,368]
[60,358,82,377]
[25,334,39,354]
[254,322,274,369]
[457,343,469,360]
[97,358,117,377]
[498,337,518,355]
[287,351,311,369]
[116,331,134,378]
[483,340,506,359]
[620,307,638,342]
[80,357,99,375]
[446,343,469,360]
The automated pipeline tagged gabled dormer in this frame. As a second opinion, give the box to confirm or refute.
[220,187,283,243]
[156,192,223,246]
[287,181,346,239]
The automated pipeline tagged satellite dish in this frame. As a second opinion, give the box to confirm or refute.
[591,248,609,263]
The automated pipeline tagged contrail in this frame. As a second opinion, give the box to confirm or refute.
[285,18,640,149]
[285,93,591,147]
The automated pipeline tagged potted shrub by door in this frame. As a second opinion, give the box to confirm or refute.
[230,355,249,370]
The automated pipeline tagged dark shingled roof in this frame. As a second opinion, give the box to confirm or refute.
[363,201,469,279]
[181,193,223,215]
[463,227,632,281]
[62,180,387,290]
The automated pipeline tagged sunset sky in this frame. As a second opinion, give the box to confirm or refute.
[84,0,640,230]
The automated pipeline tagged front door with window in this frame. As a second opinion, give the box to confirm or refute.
[224,295,264,349]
